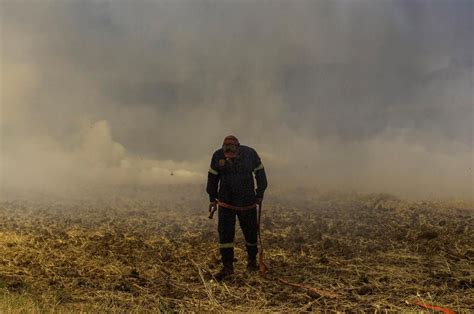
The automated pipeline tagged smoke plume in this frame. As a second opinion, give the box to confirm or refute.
[1,1,472,199]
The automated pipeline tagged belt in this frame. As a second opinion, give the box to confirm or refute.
[218,201,256,211]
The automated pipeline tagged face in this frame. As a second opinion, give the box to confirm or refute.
[223,144,239,158]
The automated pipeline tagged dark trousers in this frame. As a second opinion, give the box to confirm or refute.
[218,206,258,267]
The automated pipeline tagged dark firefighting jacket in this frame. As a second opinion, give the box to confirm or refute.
[206,145,267,207]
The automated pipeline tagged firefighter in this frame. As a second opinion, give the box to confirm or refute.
[206,135,268,281]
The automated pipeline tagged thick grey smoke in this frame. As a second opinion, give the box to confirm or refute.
[1,1,472,199]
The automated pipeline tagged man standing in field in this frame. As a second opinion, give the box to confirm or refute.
[206,135,268,281]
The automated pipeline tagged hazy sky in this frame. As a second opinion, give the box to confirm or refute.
[1,0,472,198]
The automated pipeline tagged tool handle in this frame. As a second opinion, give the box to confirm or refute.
[208,204,217,219]
[208,210,215,219]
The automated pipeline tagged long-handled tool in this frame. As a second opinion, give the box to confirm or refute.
[210,201,339,298]
[257,203,268,274]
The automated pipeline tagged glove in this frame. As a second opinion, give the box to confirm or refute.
[209,201,218,213]
[208,201,218,219]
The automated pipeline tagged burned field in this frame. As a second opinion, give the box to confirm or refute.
[0,188,473,312]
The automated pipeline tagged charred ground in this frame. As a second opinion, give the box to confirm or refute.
[0,186,472,312]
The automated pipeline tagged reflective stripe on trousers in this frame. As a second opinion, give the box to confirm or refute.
[218,206,258,264]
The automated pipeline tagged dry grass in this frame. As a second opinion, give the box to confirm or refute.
[1,187,473,312]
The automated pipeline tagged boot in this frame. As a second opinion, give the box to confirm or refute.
[214,264,234,281]
[246,256,258,272]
